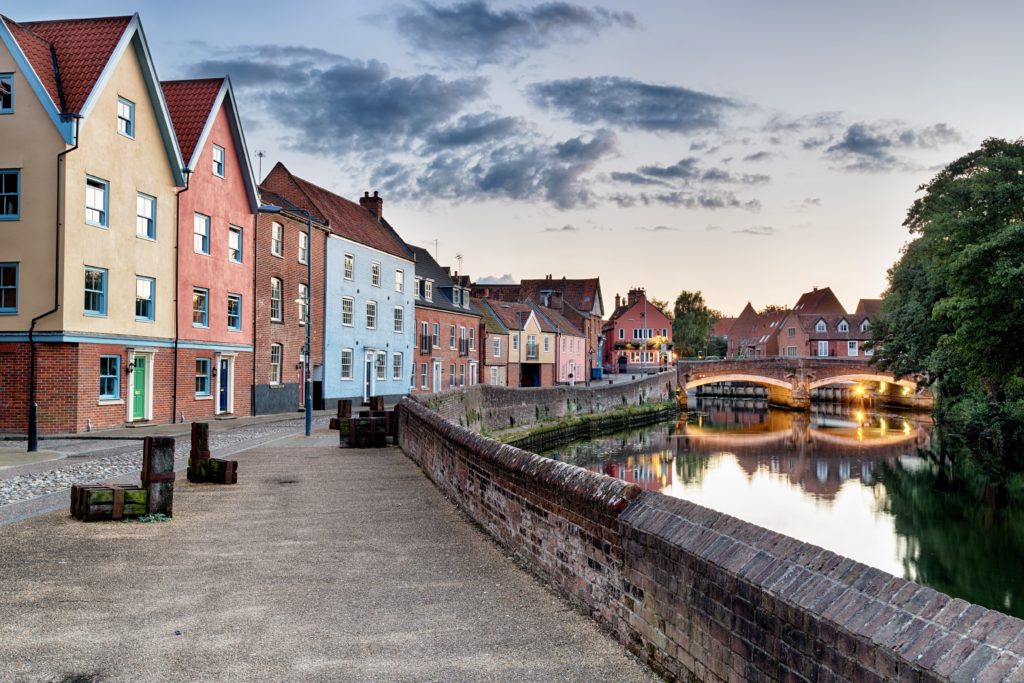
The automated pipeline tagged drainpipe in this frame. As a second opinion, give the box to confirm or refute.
[28,115,80,452]
[171,170,191,424]
[250,207,258,415]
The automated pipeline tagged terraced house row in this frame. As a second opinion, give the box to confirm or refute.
[0,11,607,436]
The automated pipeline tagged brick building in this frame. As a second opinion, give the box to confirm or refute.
[409,246,481,393]
[477,300,509,386]
[603,288,674,373]
[483,300,557,387]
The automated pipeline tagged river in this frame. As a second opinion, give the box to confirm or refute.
[540,397,1024,618]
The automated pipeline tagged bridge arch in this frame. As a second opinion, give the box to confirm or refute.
[807,374,915,392]
[684,373,792,391]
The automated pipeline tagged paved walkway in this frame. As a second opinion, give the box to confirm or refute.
[0,429,657,682]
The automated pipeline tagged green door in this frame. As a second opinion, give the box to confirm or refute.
[132,356,147,420]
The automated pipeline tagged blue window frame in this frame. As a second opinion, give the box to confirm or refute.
[227,293,241,331]
[195,358,211,396]
[192,287,208,327]
[136,193,156,239]
[84,267,107,316]
[193,213,210,254]
[85,177,108,227]
[0,74,12,114]
[135,276,155,321]
[212,144,225,177]
[117,97,134,138]
[0,263,17,314]
[99,355,120,400]
[0,170,20,220]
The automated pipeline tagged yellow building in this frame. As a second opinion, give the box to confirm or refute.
[0,14,186,434]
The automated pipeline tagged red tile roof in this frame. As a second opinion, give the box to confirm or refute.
[260,163,411,261]
[161,78,223,165]
[5,15,132,113]
[855,298,882,319]
[520,278,602,316]
[535,305,584,337]
[791,286,846,315]
[711,317,735,338]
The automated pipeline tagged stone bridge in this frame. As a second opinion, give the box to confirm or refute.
[676,357,927,410]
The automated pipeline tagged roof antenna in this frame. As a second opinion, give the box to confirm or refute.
[455,252,464,275]
[432,238,439,261]
[255,150,266,180]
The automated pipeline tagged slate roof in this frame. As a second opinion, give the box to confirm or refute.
[4,15,132,113]
[260,163,412,261]
[408,246,480,317]
[161,78,223,164]
[477,301,509,335]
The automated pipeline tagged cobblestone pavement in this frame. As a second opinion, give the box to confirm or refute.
[0,416,328,508]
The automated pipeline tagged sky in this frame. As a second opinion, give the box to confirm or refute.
[8,1,1024,315]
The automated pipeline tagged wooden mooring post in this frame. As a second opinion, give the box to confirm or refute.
[141,436,175,516]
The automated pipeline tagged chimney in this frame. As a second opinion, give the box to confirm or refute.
[615,293,621,309]
[627,287,644,307]
[360,190,383,218]
[549,291,563,311]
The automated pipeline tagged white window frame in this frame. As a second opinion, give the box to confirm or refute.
[392,352,403,380]
[815,320,827,333]
[818,340,829,357]
[344,253,354,280]
[838,320,849,333]
[393,306,404,333]
[371,261,381,287]
[212,144,226,177]
[395,269,404,292]
[341,297,354,326]
[269,344,283,385]
[424,279,433,302]
[298,231,308,265]
[271,222,283,257]
[270,278,283,322]
[493,337,501,357]
[340,348,353,380]
[136,193,156,239]
[847,340,858,356]
[298,283,308,326]
[366,300,377,329]
[228,226,243,263]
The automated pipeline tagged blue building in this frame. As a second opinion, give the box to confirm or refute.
[322,192,416,404]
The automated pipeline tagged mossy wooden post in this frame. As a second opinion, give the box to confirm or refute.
[369,395,384,411]
[142,436,175,516]
[338,400,352,419]
[191,422,210,457]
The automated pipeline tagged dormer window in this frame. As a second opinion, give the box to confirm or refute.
[415,276,422,298]
[838,320,849,333]
[815,320,827,333]
[453,288,461,306]
[860,319,870,333]
[463,289,470,309]
[117,98,134,138]
[425,279,433,302]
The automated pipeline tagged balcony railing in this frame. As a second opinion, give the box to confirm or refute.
[419,335,432,354]
[525,343,539,360]
[459,339,470,356]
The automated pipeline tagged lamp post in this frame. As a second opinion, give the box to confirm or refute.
[259,203,313,437]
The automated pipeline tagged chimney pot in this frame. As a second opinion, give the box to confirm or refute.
[360,190,383,218]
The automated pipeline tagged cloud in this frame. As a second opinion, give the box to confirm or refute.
[529,76,737,133]
[189,47,487,154]
[802,197,822,207]
[764,111,844,134]
[609,171,669,186]
[734,226,776,236]
[824,121,963,171]
[743,150,774,162]
[477,273,518,284]
[543,224,581,232]
[611,191,761,211]
[638,225,679,232]
[706,225,721,231]
[422,113,523,150]
[638,157,701,179]
[394,1,636,66]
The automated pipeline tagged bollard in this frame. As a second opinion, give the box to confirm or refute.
[369,395,385,411]
[337,400,352,419]
[142,436,175,516]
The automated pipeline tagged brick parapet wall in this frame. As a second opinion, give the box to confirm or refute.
[397,392,1024,682]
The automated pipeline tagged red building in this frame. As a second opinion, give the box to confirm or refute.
[163,77,259,421]
[603,288,674,372]
[409,246,481,393]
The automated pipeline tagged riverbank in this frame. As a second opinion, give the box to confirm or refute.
[501,402,678,452]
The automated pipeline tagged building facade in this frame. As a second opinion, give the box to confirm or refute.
[535,305,586,384]
[477,301,509,386]
[603,288,674,372]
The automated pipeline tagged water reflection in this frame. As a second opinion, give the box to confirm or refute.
[543,399,1023,618]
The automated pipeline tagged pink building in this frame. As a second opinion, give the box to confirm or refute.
[603,288,674,372]
[536,305,586,385]
[163,77,259,420]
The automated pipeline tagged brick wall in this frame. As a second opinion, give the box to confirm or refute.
[398,395,1024,682]
[173,348,253,423]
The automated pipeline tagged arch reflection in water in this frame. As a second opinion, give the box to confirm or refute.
[542,398,1024,619]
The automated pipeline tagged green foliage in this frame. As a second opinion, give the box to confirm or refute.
[873,138,1024,475]
[758,304,786,314]
[672,290,717,357]
[648,297,670,315]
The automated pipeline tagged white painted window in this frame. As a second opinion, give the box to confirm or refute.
[341,297,353,326]
[269,344,282,385]
[344,253,354,280]
[847,340,858,356]
[271,222,283,257]
[212,144,225,177]
[818,340,829,356]
[395,269,404,292]
[270,278,282,321]
[366,300,377,329]
[393,306,404,333]
[618,328,624,340]
[493,337,501,357]
[392,352,403,380]
[424,279,433,302]
[340,349,353,380]
[298,231,308,264]
[838,320,849,333]
[815,320,827,333]
[298,284,308,325]
[371,261,381,287]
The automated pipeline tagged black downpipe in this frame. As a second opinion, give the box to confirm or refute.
[251,209,258,415]
[171,171,191,424]
[28,116,79,451]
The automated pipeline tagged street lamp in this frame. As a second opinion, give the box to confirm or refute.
[259,203,313,437]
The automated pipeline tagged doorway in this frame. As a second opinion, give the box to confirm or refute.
[363,351,375,403]
[432,360,442,393]
[217,357,232,414]
[132,355,147,420]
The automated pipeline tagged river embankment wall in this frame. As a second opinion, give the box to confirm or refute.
[397,387,1024,682]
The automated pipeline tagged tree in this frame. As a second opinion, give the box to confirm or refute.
[759,304,786,314]
[872,138,1024,476]
[672,290,717,357]
[648,297,670,315]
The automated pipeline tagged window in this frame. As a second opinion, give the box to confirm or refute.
[618,328,624,340]
[848,340,858,356]
[270,278,283,321]
[136,193,156,239]
[341,297,353,326]
[493,337,501,357]
[271,222,283,257]
[817,340,829,357]
[99,355,120,400]
[195,358,211,396]
[469,328,475,350]
[543,335,550,352]
[788,327,796,337]
[117,98,134,138]
[860,320,870,333]
[393,306,404,333]
[193,213,210,254]
[562,337,566,351]
[459,364,465,386]
[340,349,353,380]
[393,352,403,380]
[453,289,461,306]
[375,353,386,381]
[135,276,154,321]
[227,293,242,330]
[298,284,308,325]
[298,231,308,264]
[0,74,11,114]
[84,267,107,316]
[420,363,428,389]
[0,169,18,220]
[371,262,381,286]
[344,253,354,279]
[787,346,797,357]
[432,323,440,348]
[414,277,422,298]
[269,344,282,385]
[85,177,108,227]
[491,367,499,385]
[192,287,209,327]
[0,263,17,313]
[512,333,519,351]
[463,290,470,310]
[366,300,377,329]
[424,279,433,302]
[449,363,456,388]
[815,320,827,333]
[395,269,404,292]
[228,226,242,263]
[838,320,849,333]
[212,144,225,177]
[449,324,456,350]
